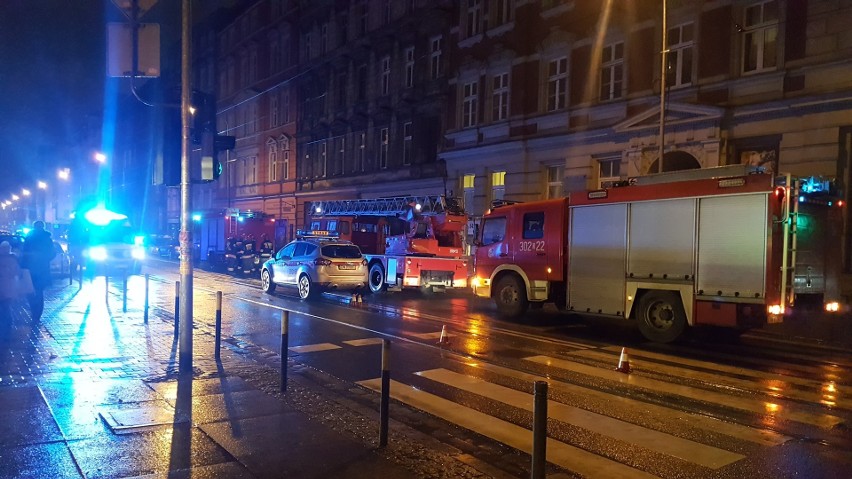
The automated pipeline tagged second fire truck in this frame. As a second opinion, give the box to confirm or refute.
[471,165,842,342]
[306,195,470,294]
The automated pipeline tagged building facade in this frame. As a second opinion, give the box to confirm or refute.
[440,0,852,271]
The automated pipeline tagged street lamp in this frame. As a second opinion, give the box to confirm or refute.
[37,181,48,190]
[57,168,70,181]
[11,195,19,201]
[94,152,107,164]
[22,189,31,197]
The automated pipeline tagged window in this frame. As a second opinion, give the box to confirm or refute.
[480,217,506,246]
[337,72,347,108]
[270,37,281,72]
[336,136,346,175]
[491,171,506,201]
[249,46,258,83]
[430,35,443,79]
[320,141,328,177]
[320,24,328,54]
[666,23,694,87]
[466,0,482,37]
[403,122,412,165]
[462,174,475,211]
[357,1,369,35]
[600,42,624,101]
[598,158,621,188]
[380,56,391,96]
[281,33,291,67]
[495,0,513,25]
[358,132,367,172]
[384,0,392,24]
[357,64,367,100]
[743,0,778,73]
[270,94,279,128]
[282,89,290,124]
[523,212,544,239]
[462,81,478,128]
[546,165,563,199]
[404,46,415,88]
[245,156,258,185]
[281,136,290,180]
[304,32,312,60]
[492,73,509,121]
[268,139,279,182]
[379,127,389,169]
[547,58,568,111]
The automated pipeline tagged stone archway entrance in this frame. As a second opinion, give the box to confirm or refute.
[648,150,701,174]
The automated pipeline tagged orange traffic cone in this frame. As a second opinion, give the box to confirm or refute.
[350,293,359,305]
[615,347,631,374]
[437,325,450,345]
[356,293,363,303]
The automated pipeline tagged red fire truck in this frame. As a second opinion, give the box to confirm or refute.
[306,195,470,294]
[471,166,842,342]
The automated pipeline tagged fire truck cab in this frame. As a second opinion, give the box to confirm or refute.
[307,195,470,294]
[472,166,842,342]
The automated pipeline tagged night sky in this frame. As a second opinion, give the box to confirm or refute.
[0,1,107,197]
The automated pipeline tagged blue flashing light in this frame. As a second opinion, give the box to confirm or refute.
[237,216,245,223]
[84,207,128,226]
[799,196,805,203]
[192,214,202,222]
[88,246,108,261]
[134,235,145,246]
[828,201,833,206]
[21,227,31,235]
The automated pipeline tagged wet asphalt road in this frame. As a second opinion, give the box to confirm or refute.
[142,258,852,479]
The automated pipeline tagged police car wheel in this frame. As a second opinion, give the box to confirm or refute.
[261,269,276,294]
[298,274,317,301]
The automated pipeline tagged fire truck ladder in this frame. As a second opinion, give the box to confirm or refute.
[310,195,460,217]
[779,175,800,311]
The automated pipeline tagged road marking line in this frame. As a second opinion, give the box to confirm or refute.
[571,349,850,410]
[358,378,658,479]
[471,361,788,446]
[410,331,453,340]
[655,345,844,377]
[343,338,384,347]
[524,355,843,429]
[288,343,341,353]
[416,368,744,469]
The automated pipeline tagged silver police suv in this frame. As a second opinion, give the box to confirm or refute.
[260,238,368,300]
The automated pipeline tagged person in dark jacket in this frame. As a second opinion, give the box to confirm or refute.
[22,221,55,321]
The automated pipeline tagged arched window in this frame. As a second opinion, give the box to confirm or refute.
[267,138,279,182]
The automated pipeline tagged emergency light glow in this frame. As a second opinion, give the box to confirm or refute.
[315,206,322,213]
[131,247,146,260]
[134,236,145,246]
[767,304,784,315]
[88,246,108,261]
[84,208,128,226]
[825,302,840,312]
[192,214,202,222]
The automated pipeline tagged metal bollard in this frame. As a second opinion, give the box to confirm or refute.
[214,291,222,360]
[379,339,391,447]
[143,274,149,324]
[105,275,109,303]
[122,275,128,312]
[174,280,180,334]
[280,310,289,392]
[531,380,548,479]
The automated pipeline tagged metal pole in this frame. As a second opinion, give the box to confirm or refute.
[178,0,194,374]
[105,275,109,303]
[143,273,149,323]
[280,310,289,392]
[531,380,548,479]
[379,339,391,447]
[214,291,222,360]
[174,280,180,334]
[658,0,668,173]
[122,274,128,312]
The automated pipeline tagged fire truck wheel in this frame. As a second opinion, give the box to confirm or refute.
[637,290,687,343]
[368,263,388,294]
[261,269,276,294]
[298,274,318,301]
[494,275,529,319]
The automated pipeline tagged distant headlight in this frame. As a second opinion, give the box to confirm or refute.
[131,247,146,260]
[89,246,108,262]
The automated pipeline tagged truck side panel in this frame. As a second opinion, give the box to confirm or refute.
[627,199,696,280]
[696,194,769,300]
[568,203,627,315]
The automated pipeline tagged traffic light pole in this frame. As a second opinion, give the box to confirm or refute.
[179,0,194,374]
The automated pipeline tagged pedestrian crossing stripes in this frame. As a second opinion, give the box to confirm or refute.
[415,368,745,469]
[358,378,659,479]
[288,343,340,353]
[523,355,843,428]
[342,338,385,347]
[409,331,454,341]
[568,349,850,410]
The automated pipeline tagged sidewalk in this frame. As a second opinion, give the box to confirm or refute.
[0,278,484,479]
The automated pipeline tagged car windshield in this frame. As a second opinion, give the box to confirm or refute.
[321,244,362,259]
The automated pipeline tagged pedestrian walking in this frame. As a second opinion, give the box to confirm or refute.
[0,241,21,340]
[22,220,55,322]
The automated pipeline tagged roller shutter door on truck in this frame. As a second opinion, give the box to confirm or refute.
[696,194,768,300]
[568,203,627,315]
